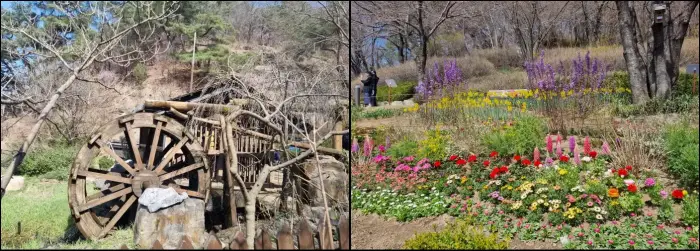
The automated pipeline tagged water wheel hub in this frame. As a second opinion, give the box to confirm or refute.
[131,169,160,197]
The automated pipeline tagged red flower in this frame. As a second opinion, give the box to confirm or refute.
[456,159,467,166]
[522,159,531,166]
[449,155,458,161]
[588,151,597,158]
[483,160,490,167]
[560,155,570,162]
[672,189,684,199]
[489,171,498,179]
[618,169,628,177]
[467,154,477,163]
[490,151,498,158]
[534,160,541,167]
[434,161,441,168]
[514,155,521,161]
[499,166,508,173]
[627,184,638,193]
[625,165,633,171]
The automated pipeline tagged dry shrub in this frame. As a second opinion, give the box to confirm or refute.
[474,48,523,69]
[607,119,664,177]
[467,70,527,91]
[680,37,699,67]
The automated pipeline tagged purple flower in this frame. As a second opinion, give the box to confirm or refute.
[498,196,504,201]
[645,178,656,187]
[569,136,576,154]
[351,138,359,153]
[545,157,554,166]
[660,190,668,199]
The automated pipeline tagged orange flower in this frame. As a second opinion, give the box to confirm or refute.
[608,188,619,198]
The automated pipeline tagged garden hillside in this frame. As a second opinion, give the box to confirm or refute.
[351,1,699,249]
[1,1,349,249]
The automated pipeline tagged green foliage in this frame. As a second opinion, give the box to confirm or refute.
[619,193,644,214]
[403,219,510,250]
[18,145,78,177]
[352,189,450,222]
[386,140,419,159]
[657,198,674,223]
[132,63,148,85]
[353,108,403,121]
[96,156,115,170]
[662,123,700,189]
[681,193,699,226]
[482,115,547,156]
[372,81,416,102]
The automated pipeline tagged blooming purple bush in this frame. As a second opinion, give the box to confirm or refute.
[524,50,610,92]
[416,59,464,100]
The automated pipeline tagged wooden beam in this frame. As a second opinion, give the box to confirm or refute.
[145,100,247,113]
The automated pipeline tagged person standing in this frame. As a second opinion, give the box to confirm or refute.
[361,70,379,107]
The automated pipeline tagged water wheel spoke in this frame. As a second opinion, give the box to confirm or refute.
[98,195,137,238]
[94,139,136,176]
[147,121,163,169]
[171,186,205,199]
[154,139,188,174]
[78,169,132,184]
[123,123,144,170]
[86,183,127,201]
[79,187,133,212]
[158,162,204,181]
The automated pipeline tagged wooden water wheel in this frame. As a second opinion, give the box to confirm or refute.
[68,113,210,240]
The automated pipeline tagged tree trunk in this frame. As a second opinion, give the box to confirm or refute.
[244,203,256,249]
[1,73,77,199]
[616,1,650,104]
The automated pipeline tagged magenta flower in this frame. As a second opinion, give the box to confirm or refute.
[545,157,554,166]
[601,140,611,155]
[363,138,373,157]
[574,148,581,165]
[629,240,635,245]
[569,136,576,154]
[403,156,415,162]
[660,190,668,199]
[584,136,591,154]
[647,240,654,245]
[556,142,563,157]
[546,135,553,153]
[378,145,386,152]
[645,178,656,187]
[534,147,541,161]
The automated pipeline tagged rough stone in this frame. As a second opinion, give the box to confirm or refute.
[138,187,189,213]
[403,99,415,106]
[134,198,207,249]
[390,101,403,106]
[5,176,24,191]
[298,156,348,208]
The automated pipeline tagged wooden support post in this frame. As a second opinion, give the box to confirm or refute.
[190,32,196,92]
[333,121,343,151]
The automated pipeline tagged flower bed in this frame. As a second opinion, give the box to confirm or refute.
[351,135,700,249]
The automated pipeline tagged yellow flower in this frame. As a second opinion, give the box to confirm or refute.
[683,190,688,196]
[558,169,568,175]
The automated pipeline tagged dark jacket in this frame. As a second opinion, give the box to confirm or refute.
[361,74,379,92]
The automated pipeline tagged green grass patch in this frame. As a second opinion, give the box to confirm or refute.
[352,106,404,122]
[361,81,417,103]
[1,177,133,249]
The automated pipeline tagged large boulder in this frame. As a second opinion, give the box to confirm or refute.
[134,198,207,249]
[297,156,348,208]
[4,175,25,191]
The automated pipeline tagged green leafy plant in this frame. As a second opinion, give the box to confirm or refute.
[418,129,451,161]
[619,193,644,214]
[19,145,78,177]
[681,193,699,226]
[386,140,419,159]
[403,219,510,249]
[662,123,700,189]
[482,115,546,156]
[132,63,148,85]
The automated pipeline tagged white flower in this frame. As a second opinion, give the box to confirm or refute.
[431,187,436,190]
[447,180,453,184]
[593,207,601,212]
[604,169,612,177]
[537,199,544,204]
[624,179,635,185]
[495,180,502,186]
[582,156,592,162]
[521,193,528,199]
[596,214,603,220]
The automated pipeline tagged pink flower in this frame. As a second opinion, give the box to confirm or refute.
[594,228,600,233]
[672,237,678,243]
[578,232,584,237]
[403,156,415,162]
[556,142,563,157]
[602,140,611,155]
[587,240,593,246]
[647,240,654,245]
[629,240,635,245]
[534,147,541,161]
[378,145,386,152]
[546,135,553,153]
[644,178,656,187]
[608,240,614,245]
[584,136,591,154]
[574,148,581,165]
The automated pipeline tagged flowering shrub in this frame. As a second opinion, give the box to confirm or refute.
[415,59,463,101]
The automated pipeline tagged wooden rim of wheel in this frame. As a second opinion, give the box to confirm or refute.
[68,113,210,240]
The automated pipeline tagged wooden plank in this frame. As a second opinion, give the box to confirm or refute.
[339,216,349,250]
[319,214,333,250]
[276,224,294,250]
[179,235,194,249]
[98,195,136,238]
[147,121,163,169]
[78,169,132,184]
[79,187,133,212]
[154,139,188,174]
[158,162,205,181]
[87,184,126,201]
[230,231,247,250]
[123,123,144,169]
[261,229,272,249]
[297,220,314,249]
[95,139,136,176]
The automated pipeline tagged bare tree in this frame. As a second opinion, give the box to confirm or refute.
[509,1,572,62]
[0,1,178,199]
[616,1,698,104]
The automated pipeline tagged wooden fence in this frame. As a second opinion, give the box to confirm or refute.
[118,216,349,250]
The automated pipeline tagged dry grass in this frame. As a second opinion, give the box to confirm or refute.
[363,37,699,88]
